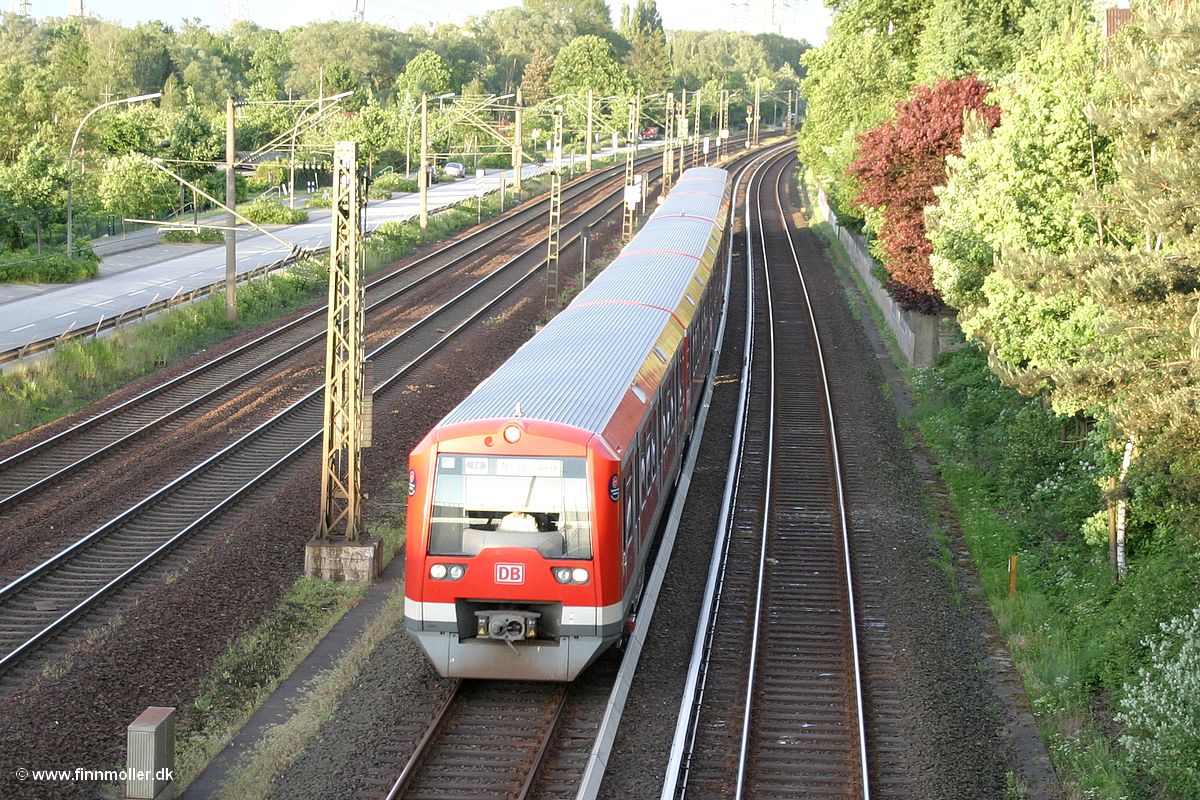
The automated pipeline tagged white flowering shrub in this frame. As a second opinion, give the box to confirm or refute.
[1079,510,1108,547]
[1116,606,1200,796]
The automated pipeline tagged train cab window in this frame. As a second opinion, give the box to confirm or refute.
[429,455,592,559]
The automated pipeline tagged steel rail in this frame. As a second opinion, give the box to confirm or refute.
[661,150,872,799]
[659,146,777,800]
[384,680,462,800]
[576,142,791,800]
[0,185,631,680]
[0,153,666,513]
[732,142,782,800]
[771,158,871,799]
[384,682,569,800]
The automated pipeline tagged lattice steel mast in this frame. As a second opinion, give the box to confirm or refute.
[318,141,370,541]
[622,93,640,242]
[545,103,564,308]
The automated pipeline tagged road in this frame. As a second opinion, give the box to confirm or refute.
[0,164,548,354]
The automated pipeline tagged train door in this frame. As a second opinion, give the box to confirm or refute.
[621,450,638,593]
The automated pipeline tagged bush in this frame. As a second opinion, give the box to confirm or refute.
[477,153,510,169]
[161,228,225,244]
[371,173,418,193]
[368,220,422,260]
[305,189,332,208]
[241,200,308,225]
[367,183,393,200]
[0,247,99,283]
[1117,606,1200,795]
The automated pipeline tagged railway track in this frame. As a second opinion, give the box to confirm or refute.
[0,152,667,519]
[0,161,655,688]
[377,658,617,800]
[366,146,785,800]
[663,151,870,799]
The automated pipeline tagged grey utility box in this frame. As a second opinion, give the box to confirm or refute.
[126,706,176,799]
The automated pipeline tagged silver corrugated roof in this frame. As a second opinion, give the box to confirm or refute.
[574,252,700,311]
[440,302,668,431]
[437,167,729,435]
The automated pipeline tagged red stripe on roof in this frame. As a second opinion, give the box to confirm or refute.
[570,298,686,330]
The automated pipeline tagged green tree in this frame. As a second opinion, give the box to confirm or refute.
[96,153,176,222]
[993,2,1200,567]
[96,104,168,157]
[520,49,556,103]
[165,107,222,216]
[912,0,1027,84]
[548,35,631,97]
[621,0,671,91]
[797,19,913,217]
[407,24,489,95]
[0,135,68,253]
[926,14,1108,394]
[395,50,452,100]
[468,6,576,94]
[1054,4,1200,436]
[316,101,399,171]
[285,21,412,100]
[523,0,614,39]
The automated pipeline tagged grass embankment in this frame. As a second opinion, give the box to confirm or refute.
[0,171,553,442]
[174,479,410,798]
[0,258,329,438]
[911,350,1200,799]
[171,578,366,792]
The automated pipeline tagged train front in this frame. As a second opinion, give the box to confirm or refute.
[404,419,621,681]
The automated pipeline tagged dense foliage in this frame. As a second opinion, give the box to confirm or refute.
[847,75,999,312]
[0,4,804,280]
[803,0,1200,795]
[240,200,307,225]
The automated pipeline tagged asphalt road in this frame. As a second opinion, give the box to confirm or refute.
[0,164,548,353]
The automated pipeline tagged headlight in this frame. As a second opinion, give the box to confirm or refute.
[429,563,467,581]
[552,567,589,584]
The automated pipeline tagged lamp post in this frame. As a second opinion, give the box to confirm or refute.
[290,90,353,209]
[65,92,162,258]
[409,92,454,179]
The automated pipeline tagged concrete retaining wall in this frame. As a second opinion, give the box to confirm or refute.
[815,188,941,368]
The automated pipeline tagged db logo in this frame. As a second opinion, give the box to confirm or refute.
[495,563,525,584]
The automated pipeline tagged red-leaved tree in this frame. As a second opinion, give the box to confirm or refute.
[848,75,1001,313]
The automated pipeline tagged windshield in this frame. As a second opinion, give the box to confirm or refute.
[429,454,592,559]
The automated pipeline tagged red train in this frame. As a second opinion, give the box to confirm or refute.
[404,167,732,680]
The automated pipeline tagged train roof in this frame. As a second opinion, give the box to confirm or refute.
[438,166,729,436]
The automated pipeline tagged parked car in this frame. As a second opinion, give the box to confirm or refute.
[443,161,466,178]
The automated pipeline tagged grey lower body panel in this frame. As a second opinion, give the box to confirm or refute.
[409,626,618,681]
